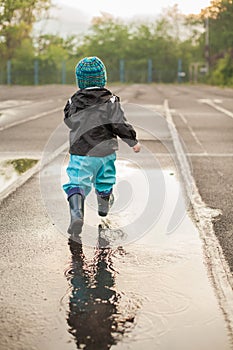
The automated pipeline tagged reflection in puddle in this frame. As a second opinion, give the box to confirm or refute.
[65,227,139,349]
[0,158,38,192]
[53,160,231,349]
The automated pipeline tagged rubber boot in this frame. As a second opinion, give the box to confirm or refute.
[97,193,114,217]
[68,193,84,235]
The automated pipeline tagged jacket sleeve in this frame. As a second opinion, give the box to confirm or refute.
[63,98,77,129]
[109,96,138,147]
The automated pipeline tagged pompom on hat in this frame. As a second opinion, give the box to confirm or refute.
[75,56,107,89]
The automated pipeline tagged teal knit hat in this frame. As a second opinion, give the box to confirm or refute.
[75,56,107,89]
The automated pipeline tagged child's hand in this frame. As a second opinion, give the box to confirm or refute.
[133,143,141,153]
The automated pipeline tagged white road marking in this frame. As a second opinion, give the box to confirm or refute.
[2,146,231,204]
[0,141,69,202]
[187,153,233,157]
[0,99,60,111]
[164,99,233,336]
[142,153,233,157]
[178,112,188,124]
[0,100,31,109]
[199,99,233,119]
[178,112,204,148]
[0,152,42,160]
[0,107,62,131]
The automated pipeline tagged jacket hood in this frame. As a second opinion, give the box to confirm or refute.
[71,87,113,110]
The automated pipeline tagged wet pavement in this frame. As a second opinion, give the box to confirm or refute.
[0,84,233,350]
[1,155,230,350]
[61,161,230,350]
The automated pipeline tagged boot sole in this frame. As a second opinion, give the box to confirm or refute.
[98,211,107,217]
[68,219,83,235]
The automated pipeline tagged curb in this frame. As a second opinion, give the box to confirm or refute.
[0,141,69,203]
[164,99,233,337]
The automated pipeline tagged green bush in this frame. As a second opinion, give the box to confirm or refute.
[209,53,233,86]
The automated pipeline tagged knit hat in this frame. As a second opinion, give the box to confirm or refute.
[75,56,107,89]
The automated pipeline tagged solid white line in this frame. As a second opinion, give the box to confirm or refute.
[0,98,56,111]
[101,152,233,158]
[0,107,62,131]
[0,141,69,203]
[187,153,233,157]
[149,153,233,157]
[200,99,233,120]
[164,99,233,336]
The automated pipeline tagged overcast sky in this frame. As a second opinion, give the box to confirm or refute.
[36,0,211,36]
[53,0,211,18]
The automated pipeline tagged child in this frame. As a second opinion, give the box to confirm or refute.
[63,56,140,234]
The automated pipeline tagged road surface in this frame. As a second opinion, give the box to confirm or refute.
[0,84,232,350]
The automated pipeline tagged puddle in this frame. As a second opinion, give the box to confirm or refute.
[64,236,140,350]
[38,158,231,349]
[0,158,38,192]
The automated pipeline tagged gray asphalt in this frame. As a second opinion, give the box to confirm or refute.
[123,83,233,271]
[155,84,233,272]
[0,83,232,349]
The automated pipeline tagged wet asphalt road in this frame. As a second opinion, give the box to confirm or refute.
[121,84,233,271]
[0,84,233,349]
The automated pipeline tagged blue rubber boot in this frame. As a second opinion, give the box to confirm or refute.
[68,193,84,234]
[97,193,114,217]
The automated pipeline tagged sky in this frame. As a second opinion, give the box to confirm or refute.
[36,0,211,36]
[54,0,212,18]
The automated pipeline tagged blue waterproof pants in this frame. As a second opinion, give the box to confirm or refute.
[63,153,116,198]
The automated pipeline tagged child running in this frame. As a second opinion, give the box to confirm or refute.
[63,56,140,234]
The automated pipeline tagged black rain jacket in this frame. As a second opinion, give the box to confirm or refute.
[64,87,138,157]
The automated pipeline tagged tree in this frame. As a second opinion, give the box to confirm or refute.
[0,1,231,85]
[77,13,130,81]
[210,53,233,85]
[198,0,233,84]
[200,0,233,55]
[0,0,51,60]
